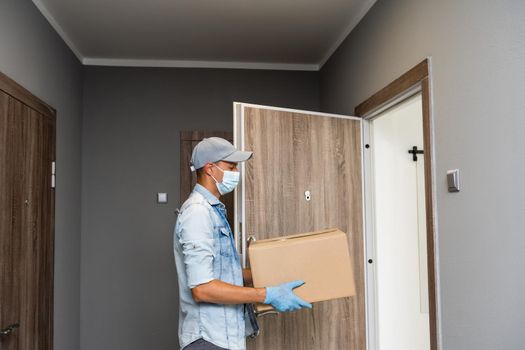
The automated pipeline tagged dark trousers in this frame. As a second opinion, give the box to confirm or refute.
[183,338,229,350]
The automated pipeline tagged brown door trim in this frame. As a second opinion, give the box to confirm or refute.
[354,58,439,350]
[0,71,55,118]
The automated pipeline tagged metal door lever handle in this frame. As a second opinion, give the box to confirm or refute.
[256,309,279,317]
[0,323,19,337]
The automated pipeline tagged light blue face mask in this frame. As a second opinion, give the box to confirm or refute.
[211,164,240,195]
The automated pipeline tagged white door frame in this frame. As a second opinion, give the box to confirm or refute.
[356,58,441,350]
[361,85,423,350]
[232,94,440,350]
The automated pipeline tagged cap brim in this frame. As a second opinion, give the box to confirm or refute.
[222,150,253,163]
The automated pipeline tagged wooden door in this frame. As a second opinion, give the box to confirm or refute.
[0,72,55,350]
[234,104,365,350]
[179,131,234,225]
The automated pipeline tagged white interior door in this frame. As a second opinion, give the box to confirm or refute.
[367,93,431,350]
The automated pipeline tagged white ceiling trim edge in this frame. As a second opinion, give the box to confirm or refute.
[32,0,83,62]
[318,0,377,68]
[33,0,375,71]
[82,58,319,71]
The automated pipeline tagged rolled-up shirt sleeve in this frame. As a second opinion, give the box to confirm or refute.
[177,204,216,289]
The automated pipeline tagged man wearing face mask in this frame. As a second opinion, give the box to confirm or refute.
[173,137,311,350]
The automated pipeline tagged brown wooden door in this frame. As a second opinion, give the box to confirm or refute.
[0,72,55,350]
[234,104,365,350]
[179,131,234,225]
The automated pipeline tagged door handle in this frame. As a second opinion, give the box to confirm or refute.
[256,309,279,318]
[244,235,257,268]
[245,235,279,319]
[0,323,19,337]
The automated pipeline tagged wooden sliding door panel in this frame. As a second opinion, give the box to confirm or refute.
[239,105,365,350]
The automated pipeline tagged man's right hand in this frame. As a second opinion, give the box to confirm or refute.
[264,280,312,312]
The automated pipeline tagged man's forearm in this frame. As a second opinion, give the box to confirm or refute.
[192,279,266,304]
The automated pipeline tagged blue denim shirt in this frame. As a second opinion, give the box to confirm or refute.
[173,184,246,350]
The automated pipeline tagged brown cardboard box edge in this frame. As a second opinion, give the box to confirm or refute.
[248,228,356,313]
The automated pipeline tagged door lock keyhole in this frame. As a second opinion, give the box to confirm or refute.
[304,190,311,201]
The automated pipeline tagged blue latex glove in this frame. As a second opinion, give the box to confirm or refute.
[264,280,312,312]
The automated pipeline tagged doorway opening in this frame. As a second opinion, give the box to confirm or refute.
[356,59,440,350]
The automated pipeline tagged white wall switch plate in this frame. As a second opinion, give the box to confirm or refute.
[157,193,168,203]
[447,169,460,192]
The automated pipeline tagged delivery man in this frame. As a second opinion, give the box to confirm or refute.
[173,137,311,350]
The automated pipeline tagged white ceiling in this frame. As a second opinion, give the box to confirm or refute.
[33,0,376,70]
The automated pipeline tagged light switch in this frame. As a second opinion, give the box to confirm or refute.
[447,169,460,192]
[157,193,168,203]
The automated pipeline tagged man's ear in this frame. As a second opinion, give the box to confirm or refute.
[202,163,213,176]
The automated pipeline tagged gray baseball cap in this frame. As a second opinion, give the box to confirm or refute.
[190,137,253,171]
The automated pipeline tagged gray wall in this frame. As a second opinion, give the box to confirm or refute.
[81,67,319,350]
[0,1,83,350]
[321,0,525,349]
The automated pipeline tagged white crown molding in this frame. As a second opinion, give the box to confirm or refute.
[82,58,319,71]
[318,0,377,68]
[33,0,374,71]
[32,0,84,62]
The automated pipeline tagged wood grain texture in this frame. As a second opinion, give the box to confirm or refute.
[354,59,439,350]
[0,73,55,350]
[243,107,365,350]
[179,131,234,225]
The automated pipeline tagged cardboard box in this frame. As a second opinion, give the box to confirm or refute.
[248,228,356,313]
